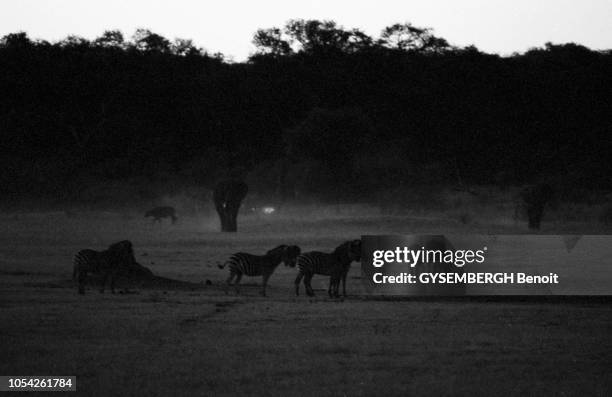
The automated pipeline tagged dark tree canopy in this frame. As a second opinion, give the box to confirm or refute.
[1,22,611,204]
[94,30,125,48]
[378,23,450,52]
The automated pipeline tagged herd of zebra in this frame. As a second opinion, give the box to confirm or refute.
[73,239,362,298]
[72,240,139,295]
[71,183,558,296]
[218,239,361,297]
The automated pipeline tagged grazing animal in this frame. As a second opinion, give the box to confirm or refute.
[145,206,177,224]
[519,184,554,229]
[213,180,248,232]
[72,240,137,294]
[218,245,301,296]
[328,240,362,297]
[295,240,362,298]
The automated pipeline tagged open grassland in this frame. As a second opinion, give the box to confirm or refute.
[1,203,611,396]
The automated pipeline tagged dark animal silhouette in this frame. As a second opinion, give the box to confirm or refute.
[295,240,362,298]
[328,240,362,297]
[72,240,137,294]
[145,206,177,224]
[213,180,248,232]
[520,184,554,229]
[218,245,301,296]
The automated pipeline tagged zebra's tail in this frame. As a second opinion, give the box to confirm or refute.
[217,261,228,269]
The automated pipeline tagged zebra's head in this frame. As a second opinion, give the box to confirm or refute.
[283,245,301,267]
[108,240,136,264]
[266,245,301,267]
[266,245,289,264]
[334,239,362,263]
[349,239,362,262]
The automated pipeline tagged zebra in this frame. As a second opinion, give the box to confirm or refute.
[72,240,137,295]
[218,245,301,296]
[329,240,362,297]
[295,240,362,298]
[145,206,177,224]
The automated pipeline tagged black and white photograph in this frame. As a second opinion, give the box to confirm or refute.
[1,1,611,395]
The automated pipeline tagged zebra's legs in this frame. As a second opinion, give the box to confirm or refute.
[304,273,315,297]
[294,273,304,296]
[329,277,340,298]
[328,277,334,297]
[261,273,271,297]
[110,270,117,294]
[342,272,348,297]
[77,271,87,295]
[225,272,236,294]
[100,272,109,293]
[234,273,243,295]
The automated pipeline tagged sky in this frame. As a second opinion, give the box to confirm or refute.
[1,0,611,60]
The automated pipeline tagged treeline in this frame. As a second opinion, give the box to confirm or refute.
[1,20,611,202]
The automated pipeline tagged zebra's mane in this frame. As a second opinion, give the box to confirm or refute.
[107,240,135,263]
[108,240,132,250]
[266,245,288,257]
[285,245,301,257]
[333,240,361,261]
[332,241,352,259]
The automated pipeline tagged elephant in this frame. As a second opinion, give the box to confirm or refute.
[213,180,248,232]
[520,183,554,230]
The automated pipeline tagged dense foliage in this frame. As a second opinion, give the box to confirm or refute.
[1,20,610,201]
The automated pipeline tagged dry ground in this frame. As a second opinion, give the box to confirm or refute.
[0,205,611,396]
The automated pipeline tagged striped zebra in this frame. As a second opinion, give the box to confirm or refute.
[295,240,361,298]
[72,240,136,295]
[218,245,301,296]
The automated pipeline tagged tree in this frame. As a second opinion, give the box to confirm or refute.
[0,32,32,48]
[213,180,248,232]
[58,35,90,48]
[252,19,374,56]
[252,28,292,57]
[132,29,171,53]
[94,30,125,48]
[285,19,356,53]
[379,23,450,52]
[285,108,375,198]
[171,38,201,56]
[345,29,374,53]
